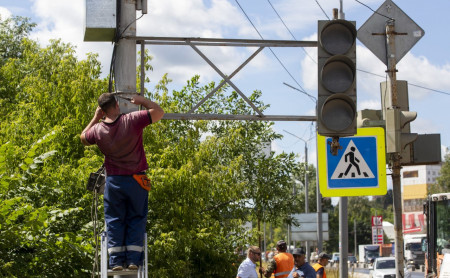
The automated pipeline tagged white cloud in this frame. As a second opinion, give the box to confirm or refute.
[411,117,440,135]
[359,99,380,110]
[0,7,11,19]
[22,0,276,82]
[398,53,450,100]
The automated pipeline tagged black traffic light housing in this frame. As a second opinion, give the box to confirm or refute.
[317,20,357,137]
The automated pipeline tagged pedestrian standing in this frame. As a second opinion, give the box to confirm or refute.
[237,246,265,278]
[264,240,294,278]
[312,252,331,278]
[287,248,316,278]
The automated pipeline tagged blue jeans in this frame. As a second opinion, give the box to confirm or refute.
[104,175,148,267]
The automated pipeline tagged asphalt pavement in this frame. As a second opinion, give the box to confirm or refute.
[350,267,425,278]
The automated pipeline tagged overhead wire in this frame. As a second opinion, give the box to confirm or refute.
[108,9,144,93]
[354,0,393,21]
[314,0,331,20]
[234,0,312,102]
[266,0,316,64]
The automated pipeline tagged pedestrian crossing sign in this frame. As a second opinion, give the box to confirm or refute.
[317,127,387,197]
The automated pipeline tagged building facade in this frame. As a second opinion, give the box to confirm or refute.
[401,164,442,233]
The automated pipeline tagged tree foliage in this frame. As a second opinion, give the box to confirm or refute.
[0,16,300,277]
[429,152,450,194]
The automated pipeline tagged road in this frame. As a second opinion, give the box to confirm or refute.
[351,267,425,278]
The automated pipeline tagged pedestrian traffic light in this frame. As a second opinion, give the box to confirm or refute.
[380,81,418,156]
[385,108,417,154]
[317,20,357,137]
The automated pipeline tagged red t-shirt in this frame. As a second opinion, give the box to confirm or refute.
[85,110,152,175]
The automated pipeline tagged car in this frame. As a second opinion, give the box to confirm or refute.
[348,255,357,267]
[330,253,339,266]
[370,257,411,278]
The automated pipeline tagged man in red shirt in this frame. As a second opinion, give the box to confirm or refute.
[81,93,164,271]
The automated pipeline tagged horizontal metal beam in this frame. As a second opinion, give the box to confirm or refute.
[162,113,316,121]
[130,36,317,47]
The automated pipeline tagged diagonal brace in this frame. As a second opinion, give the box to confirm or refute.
[187,41,264,116]
[188,46,264,113]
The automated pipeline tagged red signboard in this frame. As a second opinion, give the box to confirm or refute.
[372,215,383,227]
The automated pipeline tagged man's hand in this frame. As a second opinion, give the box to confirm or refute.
[94,106,104,121]
[130,95,164,123]
[259,266,266,275]
[80,106,104,146]
[130,95,146,106]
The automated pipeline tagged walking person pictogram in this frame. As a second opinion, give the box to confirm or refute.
[344,146,361,177]
[336,146,370,178]
[331,140,374,180]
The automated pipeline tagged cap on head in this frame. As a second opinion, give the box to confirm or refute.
[276,240,287,251]
[318,252,331,259]
[292,248,305,256]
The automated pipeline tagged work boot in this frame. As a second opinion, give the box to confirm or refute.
[111,265,123,271]
[127,264,138,271]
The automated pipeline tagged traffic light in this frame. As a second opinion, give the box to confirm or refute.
[381,81,418,155]
[385,108,417,154]
[317,20,357,137]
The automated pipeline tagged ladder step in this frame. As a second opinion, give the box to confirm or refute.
[107,269,140,276]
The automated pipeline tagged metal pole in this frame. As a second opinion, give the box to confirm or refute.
[115,1,138,277]
[316,121,323,252]
[259,219,262,278]
[287,223,291,253]
[354,219,357,257]
[339,197,348,278]
[264,219,266,258]
[305,142,310,261]
[374,211,377,244]
[386,21,405,278]
[115,0,138,114]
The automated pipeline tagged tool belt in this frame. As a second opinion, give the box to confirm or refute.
[132,173,151,191]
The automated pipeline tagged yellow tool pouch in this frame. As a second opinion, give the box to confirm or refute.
[132,174,151,191]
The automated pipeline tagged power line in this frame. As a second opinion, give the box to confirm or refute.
[354,0,393,21]
[237,0,449,98]
[234,0,311,99]
[266,0,316,64]
[357,69,450,96]
[314,0,331,20]
[283,82,316,103]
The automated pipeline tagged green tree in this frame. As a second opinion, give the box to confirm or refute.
[0,15,302,278]
[429,152,450,194]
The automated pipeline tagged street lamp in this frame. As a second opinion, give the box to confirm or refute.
[283,130,316,260]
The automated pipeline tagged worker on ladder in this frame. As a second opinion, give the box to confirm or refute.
[81,93,164,271]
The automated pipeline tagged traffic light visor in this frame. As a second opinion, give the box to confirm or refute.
[321,94,356,132]
[319,20,356,55]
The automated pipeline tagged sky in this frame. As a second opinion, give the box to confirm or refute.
[1,0,449,172]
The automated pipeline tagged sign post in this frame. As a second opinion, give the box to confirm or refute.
[358,1,425,276]
[372,215,384,244]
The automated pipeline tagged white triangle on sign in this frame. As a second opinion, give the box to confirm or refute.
[331,140,375,180]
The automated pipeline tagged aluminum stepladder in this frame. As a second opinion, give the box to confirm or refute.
[100,231,148,278]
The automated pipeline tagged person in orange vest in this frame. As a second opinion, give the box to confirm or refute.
[312,252,331,278]
[264,240,294,278]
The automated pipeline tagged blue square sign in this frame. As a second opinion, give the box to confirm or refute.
[317,128,387,197]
